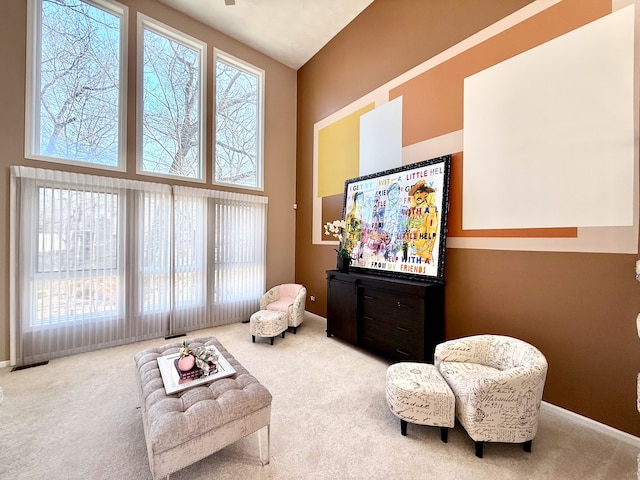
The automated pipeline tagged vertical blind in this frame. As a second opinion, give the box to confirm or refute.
[10,166,267,366]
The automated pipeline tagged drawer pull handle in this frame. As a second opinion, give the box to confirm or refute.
[396,325,409,332]
[363,336,373,342]
[396,301,410,308]
[364,295,376,300]
[396,348,410,357]
[363,316,374,321]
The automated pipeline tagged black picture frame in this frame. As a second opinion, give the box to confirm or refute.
[342,155,451,283]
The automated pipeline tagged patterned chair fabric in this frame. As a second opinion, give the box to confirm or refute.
[386,362,455,442]
[260,283,307,329]
[434,335,548,451]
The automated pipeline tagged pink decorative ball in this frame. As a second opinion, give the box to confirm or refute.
[178,355,195,371]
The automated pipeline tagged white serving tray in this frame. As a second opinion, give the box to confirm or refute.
[157,347,236,395]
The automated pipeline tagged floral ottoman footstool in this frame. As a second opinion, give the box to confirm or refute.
[134,337,272,479]
[249,310,288,345]
[386,362,455,442]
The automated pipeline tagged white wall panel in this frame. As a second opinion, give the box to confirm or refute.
[463,5,635,230]
[359,97,402,176]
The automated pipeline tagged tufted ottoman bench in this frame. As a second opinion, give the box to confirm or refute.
[134,337,272,480]
[386,362,455,442]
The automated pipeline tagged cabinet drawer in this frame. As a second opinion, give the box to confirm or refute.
[361,317,423,352]
[361,289,423,322]
[359,325,423,360]
[361,314,423,346]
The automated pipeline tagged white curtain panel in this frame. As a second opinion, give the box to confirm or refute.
[209,190,267,325]
[9,167,267,366]
[171,186,208,336]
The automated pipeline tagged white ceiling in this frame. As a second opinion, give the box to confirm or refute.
[157,0,374,70]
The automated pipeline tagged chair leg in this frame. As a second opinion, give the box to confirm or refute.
[523,440,532,453]
[281,331,285,338]
[252,335,255,343]
[475,441,483,458]
[440,427,448,443]
[270,336,274,345]
[293,326,297,334]
[400,419,407,436]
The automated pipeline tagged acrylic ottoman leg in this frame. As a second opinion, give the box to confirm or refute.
[258,424,270,466]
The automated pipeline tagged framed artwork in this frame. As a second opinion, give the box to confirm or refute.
[342,155,451,283]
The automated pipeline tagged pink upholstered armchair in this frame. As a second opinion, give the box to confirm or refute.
[260,284,307,333]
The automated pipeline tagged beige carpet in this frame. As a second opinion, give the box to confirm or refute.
[0,313,637,480]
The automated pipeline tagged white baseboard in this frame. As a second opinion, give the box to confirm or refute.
[0,360,10,369]
[542,401,640,448]
[304,311,326,322]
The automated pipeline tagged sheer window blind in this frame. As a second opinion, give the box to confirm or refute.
[10,166,267,365]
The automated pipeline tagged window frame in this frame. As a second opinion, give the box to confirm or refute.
[136,13,207,183]
[213,49,265,191]
[24,0,128,172]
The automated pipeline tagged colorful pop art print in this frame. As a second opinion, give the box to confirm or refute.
[342,155,451,283]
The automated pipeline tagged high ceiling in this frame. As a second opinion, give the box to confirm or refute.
[157,0,374,70]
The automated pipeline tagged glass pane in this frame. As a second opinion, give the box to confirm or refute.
[140,192,172,313]
[174,197,205,307]
[36,276,119,324]
[37,187,119,272]
[35,186,120,324]
[142,27,202,180]
[215,58,259,187]
[38,0,121,166]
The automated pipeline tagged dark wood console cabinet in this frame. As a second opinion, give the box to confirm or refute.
[326,270,444,363]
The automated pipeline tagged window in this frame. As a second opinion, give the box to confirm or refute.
[25,0,127,169]
[214,50,264,190]
[11,167,267,365]
[139,15,206,181]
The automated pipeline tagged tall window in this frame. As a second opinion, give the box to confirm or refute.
[214,50,264,190]
[25,0,127,169]
[139,16,206,181]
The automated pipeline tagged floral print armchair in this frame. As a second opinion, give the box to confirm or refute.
[434,334,548,457]
[260,284,307,333]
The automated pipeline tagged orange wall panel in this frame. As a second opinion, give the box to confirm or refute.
[391,0,610,145]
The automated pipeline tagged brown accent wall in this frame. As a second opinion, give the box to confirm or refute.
[0,1,297,361]
[296,0,640,437]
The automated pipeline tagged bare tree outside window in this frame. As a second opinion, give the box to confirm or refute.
[215,56,262,188]
[141,25,203,180]
[37,0,122,166]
